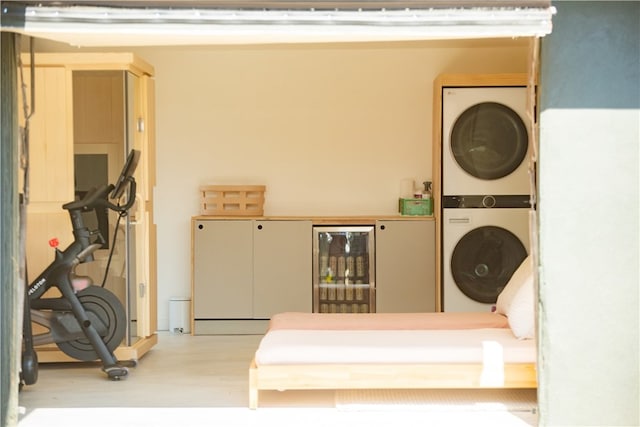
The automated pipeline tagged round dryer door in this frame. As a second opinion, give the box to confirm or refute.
[450,225,527,303]
[451,102,528,180]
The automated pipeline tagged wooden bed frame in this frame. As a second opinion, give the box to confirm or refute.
[248,312,537,409]
[248,358,537,409]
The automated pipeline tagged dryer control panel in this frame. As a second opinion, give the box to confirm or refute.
[442,195,531,209]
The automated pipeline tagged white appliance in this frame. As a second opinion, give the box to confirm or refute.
[441,85,532,312]
[442,87,531,196]
[442,208,530,312]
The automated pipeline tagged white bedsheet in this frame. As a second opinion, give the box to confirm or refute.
[255,328,536,365]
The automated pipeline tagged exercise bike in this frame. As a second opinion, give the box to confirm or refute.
[21,149,141,385]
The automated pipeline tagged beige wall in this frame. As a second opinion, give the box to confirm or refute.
[36,38,530,329]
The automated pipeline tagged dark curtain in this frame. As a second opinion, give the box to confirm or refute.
[1,32,21,427]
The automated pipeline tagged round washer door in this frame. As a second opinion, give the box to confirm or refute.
[450,102,528,180]
[450,225,527,303]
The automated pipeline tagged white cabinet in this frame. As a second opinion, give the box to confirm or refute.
[193,220,254,319]
[253,220,312,317]
[375,220,436,312]
[192,217,435,333]
[192,219,312,334]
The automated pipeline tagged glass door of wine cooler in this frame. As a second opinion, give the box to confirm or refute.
[313,226,375,313]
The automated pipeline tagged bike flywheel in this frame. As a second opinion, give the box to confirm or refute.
[57,286,127,361]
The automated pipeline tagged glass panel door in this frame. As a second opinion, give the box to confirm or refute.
[450,225,527,303]
[124,71,147,345]
[72,70,130,343]
[450,102,528,180]
[73,70,146,347]
[313,226,375,313]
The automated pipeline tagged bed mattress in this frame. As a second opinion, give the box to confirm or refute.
[255,328,536,366]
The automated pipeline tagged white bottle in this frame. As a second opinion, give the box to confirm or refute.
[422,181,433,215]
[422,181,432,200]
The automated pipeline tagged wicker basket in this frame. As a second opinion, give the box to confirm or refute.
[200,185,265,216]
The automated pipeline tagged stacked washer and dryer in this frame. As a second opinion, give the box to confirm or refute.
[441,84,532,312]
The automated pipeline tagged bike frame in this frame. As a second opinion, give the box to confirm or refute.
[23,170,138,382]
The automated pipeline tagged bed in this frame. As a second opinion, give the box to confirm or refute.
[248,257,536,409]
[249,312,536,409]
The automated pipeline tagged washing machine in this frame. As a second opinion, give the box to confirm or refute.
[442,207,530,312]
[441,85,532,312]
[442,86,531,196]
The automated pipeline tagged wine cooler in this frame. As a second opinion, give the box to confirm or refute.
[312,226,375,313]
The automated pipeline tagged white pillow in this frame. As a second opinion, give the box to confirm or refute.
[496,255,535,339]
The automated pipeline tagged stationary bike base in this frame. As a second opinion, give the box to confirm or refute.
[104,364,129,380]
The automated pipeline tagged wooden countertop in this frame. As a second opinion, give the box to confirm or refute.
[192,215,434,225]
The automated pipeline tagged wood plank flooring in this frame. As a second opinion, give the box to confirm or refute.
[17,333,537,426]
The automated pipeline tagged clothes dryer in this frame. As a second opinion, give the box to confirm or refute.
[442,87,531,196]
[442,207,530,312]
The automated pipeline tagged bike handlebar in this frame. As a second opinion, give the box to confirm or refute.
[62,178,137,215]
[63,149,140,215]
[62,184,114,212]
[57,149,140,258]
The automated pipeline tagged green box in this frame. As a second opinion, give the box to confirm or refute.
[398,198,432,216]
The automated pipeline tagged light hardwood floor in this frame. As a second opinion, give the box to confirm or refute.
[18,333,537,427]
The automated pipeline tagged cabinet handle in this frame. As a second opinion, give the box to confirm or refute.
[257,224,263,230]
[198,224,204,230]
[380,225,386,230]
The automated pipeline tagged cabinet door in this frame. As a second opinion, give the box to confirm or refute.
[193,220,253,318]
[253,220,312,318]
[376,220,436,312]
[20,66,75,277]
[23,66,75,204]
[73,71,125,145]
